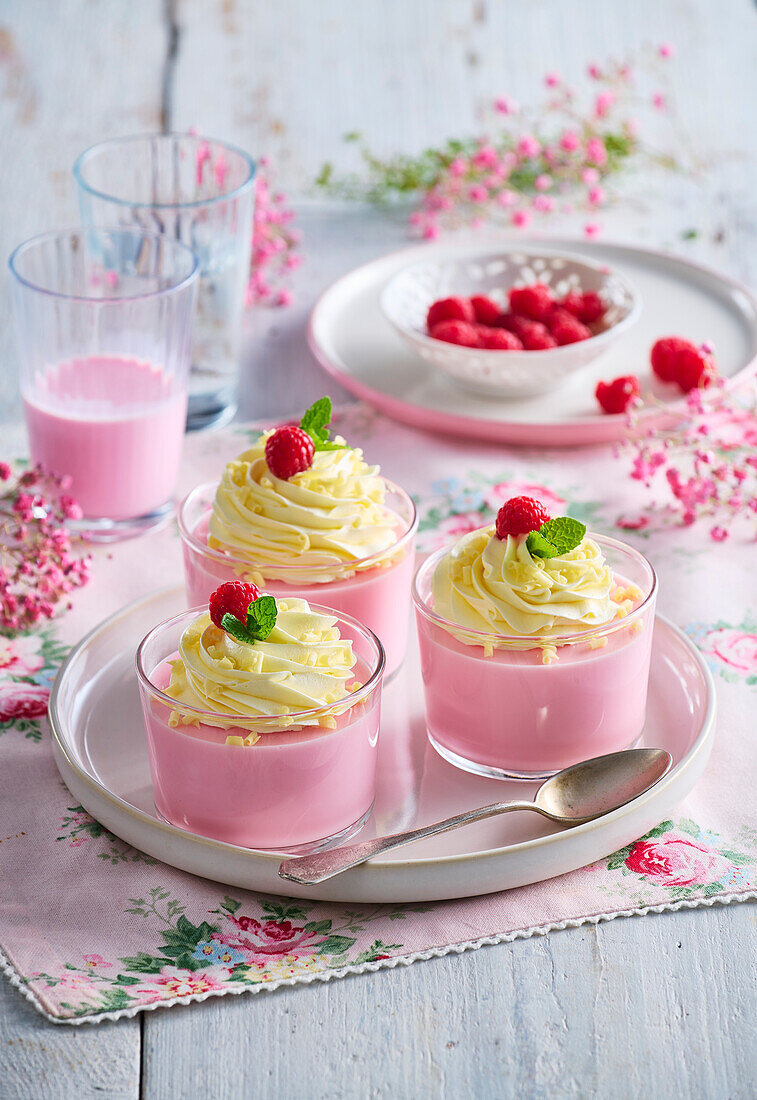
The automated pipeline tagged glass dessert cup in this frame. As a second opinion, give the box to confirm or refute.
[178,480,418,679]
[136,605,385,852]
[412,535,657,780]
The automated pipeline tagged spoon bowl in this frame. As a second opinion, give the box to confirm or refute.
[534,747,674,824]
[279,747,674,886]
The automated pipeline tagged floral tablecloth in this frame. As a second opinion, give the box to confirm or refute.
[1,404,755,1024]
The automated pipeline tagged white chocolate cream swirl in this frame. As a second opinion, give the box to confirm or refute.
[432,525,622,651]
[207,434,402,583]
[165,598,358,732]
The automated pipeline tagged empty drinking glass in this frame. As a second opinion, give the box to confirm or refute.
[74,134,256,431]
[10,227,198,540]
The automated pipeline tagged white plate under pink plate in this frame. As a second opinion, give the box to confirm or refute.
[307,237,757,446]
[49,587,715,903]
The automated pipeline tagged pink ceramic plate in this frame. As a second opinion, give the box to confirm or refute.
[308,237,757,446]
[49,586,715,903]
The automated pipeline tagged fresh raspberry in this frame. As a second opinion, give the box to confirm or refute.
[430,320,482,347]
[477,326,523,350]
[498,314,557,351]
[265,425,315,480]
[595,375,641,414]
[495,496,552,540]
[675,346,716,392]
[650,337,691,382]
[469,294,501,326]
[577,291,606,324]
[209,581,261,630]
[559,291,585,319]
[507,283,555,322]
[550,315,592,345]
[426,296,475,330]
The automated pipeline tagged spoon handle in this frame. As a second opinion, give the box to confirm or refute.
[278,799,547,885]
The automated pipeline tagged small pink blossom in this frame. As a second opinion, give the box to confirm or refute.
[534,174,552,191]
[468,184,488,203]
[588,186,606,206]
[533,195,554,213]
[559,130,580,152]
[83,954,112,969]
[586,137,608,166]
[587,63,602,79]
[544,71,561,87]
[584,222,601,238]
[594,91,615,118]
[497,190,518,208]
[517,135,540,158]
[581,167,600,185]
[448,157,468,178]
[652,92,667,111]
[659,43,675,59]
[710,526,728,542]
[512,209,531,228]
[494,96,519,115]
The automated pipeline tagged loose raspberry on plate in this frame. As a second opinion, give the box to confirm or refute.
[595,375,641,414]
[550,315,592,345]
[477,327,524,350]
[507,282,555,322]
[265,425,315,480]
[495,496,552,539]
[675,345,716,392]
[469,294,502,326]
[426,296,476,330]
[430,320,482,347]
[209,581,262,630]
[650,336,695,383]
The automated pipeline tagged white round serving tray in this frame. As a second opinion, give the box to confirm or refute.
[308,237,757,446]
[49,587,715,903]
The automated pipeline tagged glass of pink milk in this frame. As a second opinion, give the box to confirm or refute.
[413,535,657,780]
[136,605,385,852]
[10,227,198,541]
[178,480,418,679]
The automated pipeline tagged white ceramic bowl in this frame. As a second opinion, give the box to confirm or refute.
[380,248,640,397]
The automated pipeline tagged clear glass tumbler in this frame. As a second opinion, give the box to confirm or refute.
[74,134,256,431]
[10,227,198,541]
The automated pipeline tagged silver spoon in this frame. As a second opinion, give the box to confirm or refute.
[278,747,672,885]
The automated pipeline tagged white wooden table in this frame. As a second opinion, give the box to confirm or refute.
[1,2,756,1096]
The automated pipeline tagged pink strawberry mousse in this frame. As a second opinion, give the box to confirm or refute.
[413,500,657,779]
[136,590,384,850]
[178,398,417,678]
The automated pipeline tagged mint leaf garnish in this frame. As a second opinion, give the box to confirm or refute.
[527,516,587,559]
[220,595,278,645]
[246,594,277,640]
[299,396,347,453]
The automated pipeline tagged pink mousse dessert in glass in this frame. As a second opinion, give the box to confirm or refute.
[178,397,417,678]
[412,496,657,780]
[136,581,384,851]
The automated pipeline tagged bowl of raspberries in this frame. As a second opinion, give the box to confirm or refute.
[380,249,640,397]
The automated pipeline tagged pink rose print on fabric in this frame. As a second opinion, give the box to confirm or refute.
[0,681,49,721]
[436,511,487,541]
[82,954,112,968]
[700,629,757,675]
[133,965,231,1004]
[483,481,567,515]
[219,914,323,963]
[0,634,44,677]
[625,836,727,887]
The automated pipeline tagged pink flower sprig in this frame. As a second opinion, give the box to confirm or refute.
[0,464,90,632]
[616,379,757,542]
[315,44,680,241]
[191,137,301,309]
[246,157,301,308]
